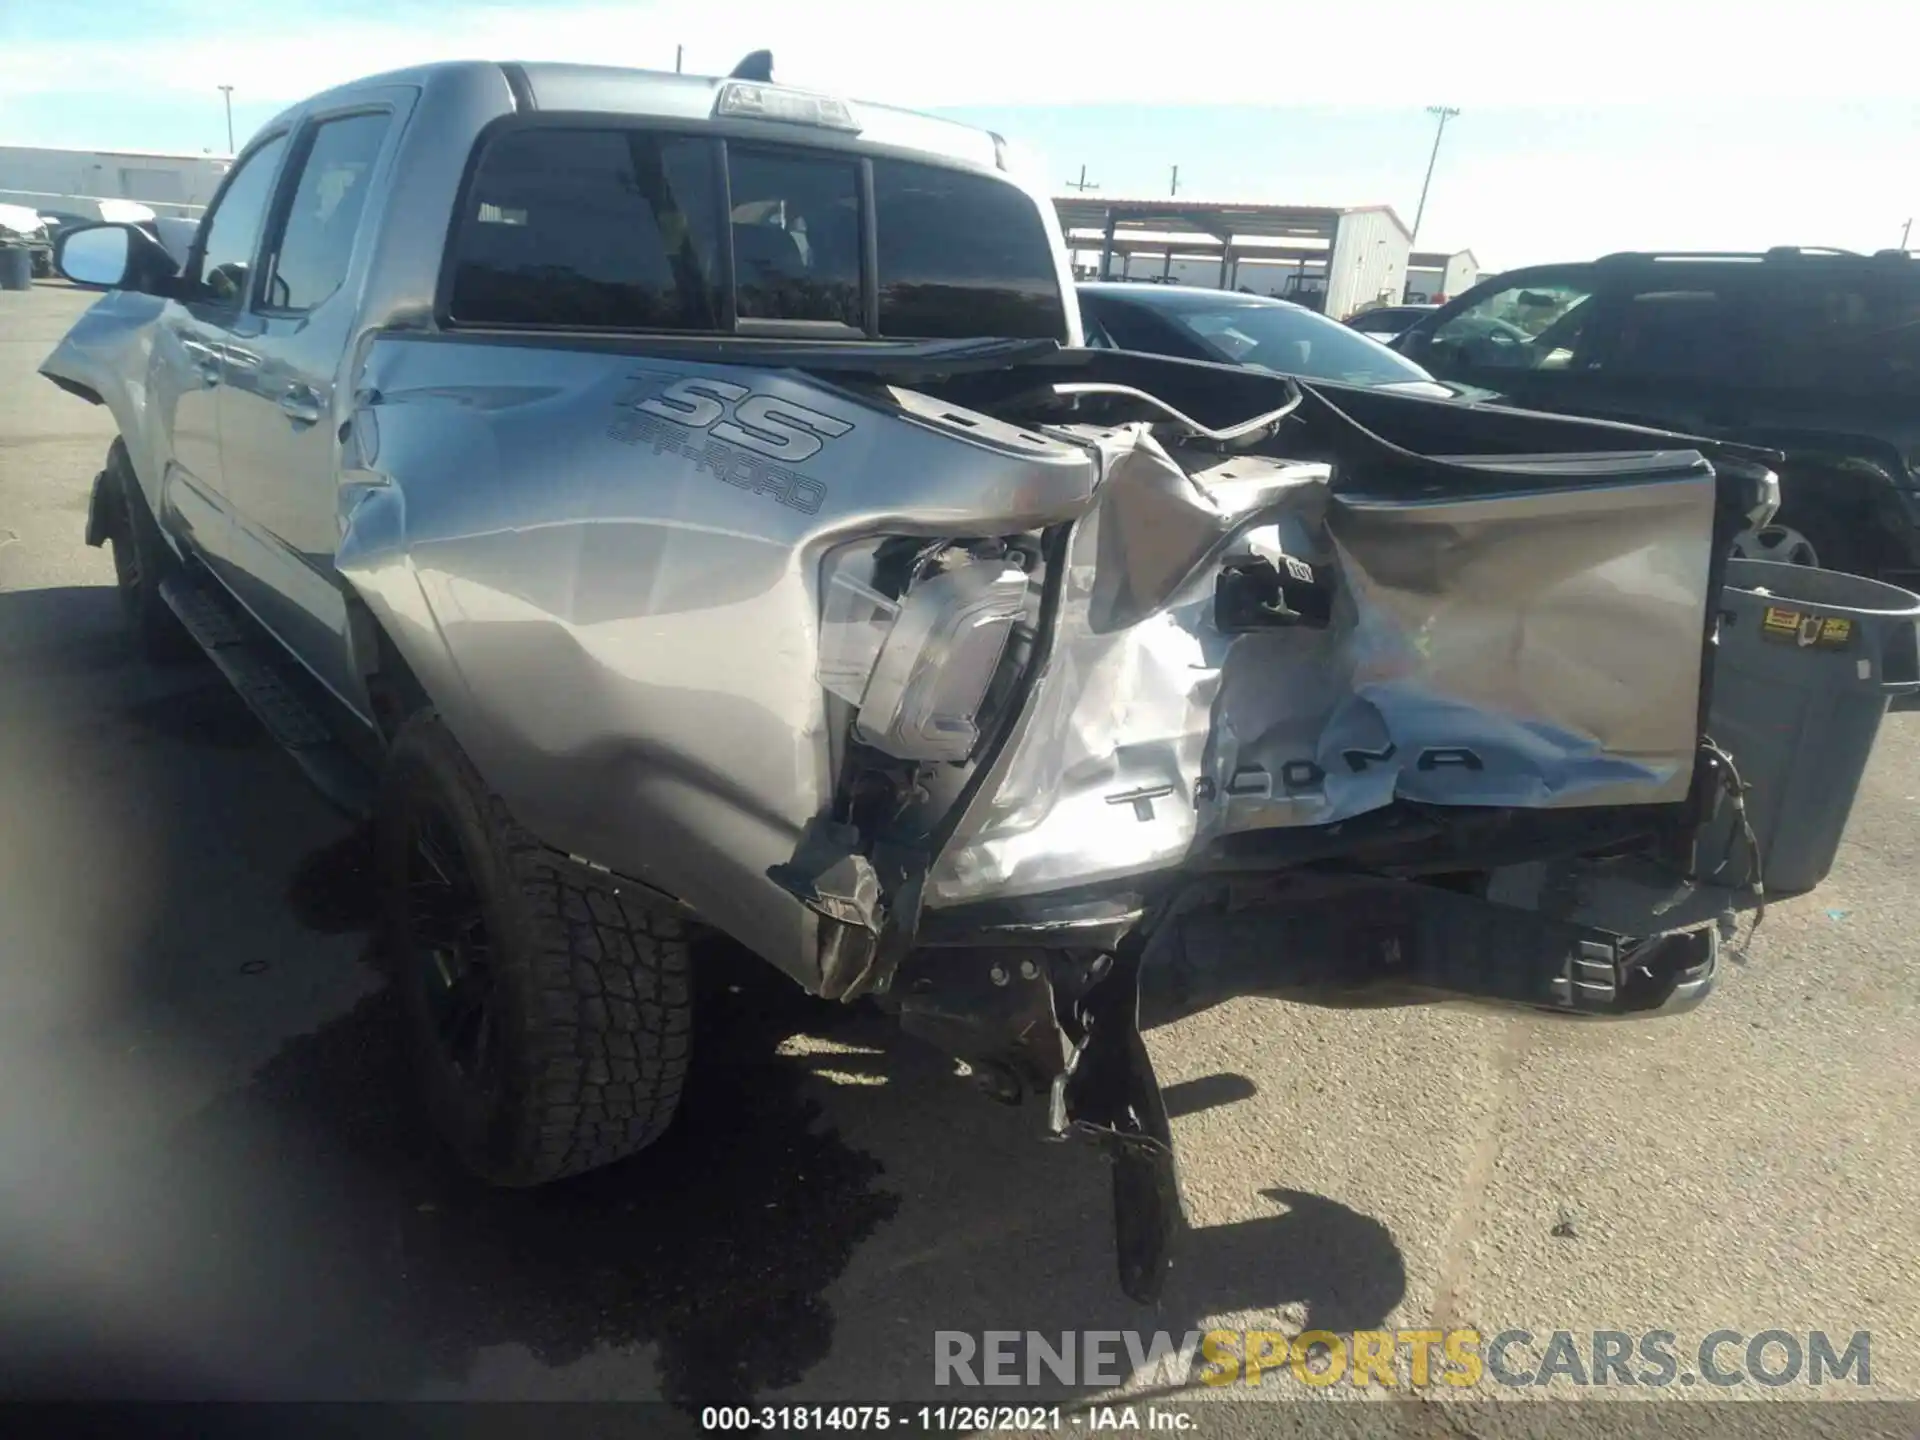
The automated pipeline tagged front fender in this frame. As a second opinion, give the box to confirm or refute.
[39,289,171,515]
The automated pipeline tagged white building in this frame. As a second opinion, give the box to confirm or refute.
[1054,198,1421,320]
[1404,249,1481,304]
[0,144,229,221]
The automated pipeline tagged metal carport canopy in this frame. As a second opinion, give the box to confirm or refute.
[1053,198,1394,281]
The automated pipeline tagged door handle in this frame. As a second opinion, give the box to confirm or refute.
[180,337,224,387]
[279,385,324,427]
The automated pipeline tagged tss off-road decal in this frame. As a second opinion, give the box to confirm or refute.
[608,373,852,514]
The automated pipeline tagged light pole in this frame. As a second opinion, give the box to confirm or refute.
[218,84,235,154]
[1409,104,1459,248]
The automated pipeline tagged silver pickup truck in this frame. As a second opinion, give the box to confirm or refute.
[43,56,1780,1300]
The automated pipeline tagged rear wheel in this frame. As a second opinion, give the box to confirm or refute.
[103,448,197,663]
[378,712,693,1186]
[1730,478,1865,577]
[1730,518,1820,568]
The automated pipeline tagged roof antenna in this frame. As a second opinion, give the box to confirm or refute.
[729,50,773,82]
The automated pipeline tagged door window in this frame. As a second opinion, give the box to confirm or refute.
[1427,275,1597,372]
[726,147,862,327]
[262,112,391,313]
[447,127,722,330]
[1600,286,1752,382]
[194,134,288,306]
[1752,274,1920,393]
[871,158,1065,340]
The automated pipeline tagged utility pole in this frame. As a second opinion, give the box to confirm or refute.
[1170,165,1180,197]
[1065,163,1100,193]
[675,45,683,73]
[218,84,235,154]
[1409,104,1460,248]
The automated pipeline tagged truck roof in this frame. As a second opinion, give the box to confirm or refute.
[277,58,1002,173]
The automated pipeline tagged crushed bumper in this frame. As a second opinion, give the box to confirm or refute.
[888,873,1716,1303]
[1140,873,1719,1024]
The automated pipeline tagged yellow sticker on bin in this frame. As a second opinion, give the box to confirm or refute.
[1758,605,1853,649]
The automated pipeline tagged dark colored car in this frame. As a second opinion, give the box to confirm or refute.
[1395,249,1920,579]
[1346,302,1437,343]
[1077,282,1458,398]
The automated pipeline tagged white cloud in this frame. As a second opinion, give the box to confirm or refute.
[2,0,1911,110]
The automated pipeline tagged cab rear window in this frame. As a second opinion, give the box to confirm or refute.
[448,128,722,330]
[445,124,1066,342]
[872,157,1066,340]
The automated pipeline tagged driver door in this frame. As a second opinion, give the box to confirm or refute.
[150,132,289,578]
[1403,266,1606,413]
[215,97,404,713]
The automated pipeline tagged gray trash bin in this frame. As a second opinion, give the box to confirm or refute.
[0,245,32,291]
[1702,558,1920,894]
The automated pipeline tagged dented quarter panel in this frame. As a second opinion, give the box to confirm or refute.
[339,334,1099,984]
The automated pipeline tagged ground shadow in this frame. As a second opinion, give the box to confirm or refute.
[1162,1072,1260,1119]
[119,939,901,1407]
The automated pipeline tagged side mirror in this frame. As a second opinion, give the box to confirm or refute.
[55,222,179,294]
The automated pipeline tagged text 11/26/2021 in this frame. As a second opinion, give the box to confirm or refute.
[700,1405,1189,1431]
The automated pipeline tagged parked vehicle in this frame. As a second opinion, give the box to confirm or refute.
[1077,283,1507,406]
[1396,249,1920,580]
[1078,283,1459,397]
[45,59,1785,1301]
[1346,302,1437,343]
[0,202,54,277]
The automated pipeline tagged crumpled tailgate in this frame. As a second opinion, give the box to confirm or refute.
[927,381,1740,906]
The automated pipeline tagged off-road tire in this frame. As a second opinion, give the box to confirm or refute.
[103,444,197,663]
[378,712,693,1186]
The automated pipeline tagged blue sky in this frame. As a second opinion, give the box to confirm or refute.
[4,0,1915,269]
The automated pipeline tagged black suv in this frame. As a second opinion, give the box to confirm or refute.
[1396,249,1920,580]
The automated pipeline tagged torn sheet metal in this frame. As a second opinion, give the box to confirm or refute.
[927,428,1719,906]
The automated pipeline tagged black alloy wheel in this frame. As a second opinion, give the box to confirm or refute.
[404,799,503,1102]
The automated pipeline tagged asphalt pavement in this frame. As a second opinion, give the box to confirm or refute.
[1,283,1914,1427]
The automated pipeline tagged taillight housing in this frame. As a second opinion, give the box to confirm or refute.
[819,545,1030,764]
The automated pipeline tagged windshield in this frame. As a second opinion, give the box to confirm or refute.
[1169,300,1438,386]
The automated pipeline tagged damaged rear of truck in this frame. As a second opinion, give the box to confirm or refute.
[343,332,1776,1298]
[40,58,1780,1300]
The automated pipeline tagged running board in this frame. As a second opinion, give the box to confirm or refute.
[159,573,375,819]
